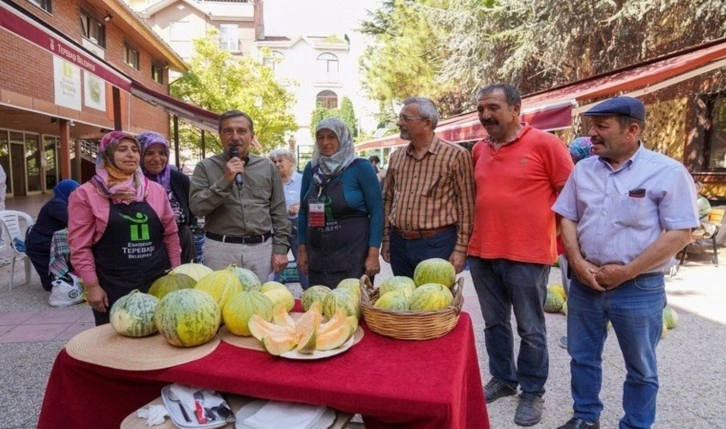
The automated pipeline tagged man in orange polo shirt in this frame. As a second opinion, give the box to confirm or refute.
[467,83,573,426]
[381,97,475,277]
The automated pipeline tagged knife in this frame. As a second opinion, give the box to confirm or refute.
[193,390,208,424]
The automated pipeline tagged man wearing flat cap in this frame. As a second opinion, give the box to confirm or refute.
[552,96,699,429]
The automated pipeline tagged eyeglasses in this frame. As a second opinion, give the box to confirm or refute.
[398,115,424,122]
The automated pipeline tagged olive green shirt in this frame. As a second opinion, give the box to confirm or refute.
[190,153,290,255]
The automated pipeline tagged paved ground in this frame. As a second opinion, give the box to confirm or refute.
[1,194,725,428]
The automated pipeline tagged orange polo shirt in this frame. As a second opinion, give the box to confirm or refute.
[467,125,573,265]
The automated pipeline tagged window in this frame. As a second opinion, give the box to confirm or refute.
[317,52,339,82]
[263,50,284,71]
[80,11,105,48]
[151,64,164,85]
[219,24,239,52]
[705,92,726,169]
[316,90,338,109]
[29,0,52,13]
[124,43,140,70]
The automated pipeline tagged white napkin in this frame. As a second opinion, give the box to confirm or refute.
[137,404,168,427]
[169,383,226,409]
[242,401,327,429]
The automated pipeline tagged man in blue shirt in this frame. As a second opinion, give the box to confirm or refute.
[552,97,698,429]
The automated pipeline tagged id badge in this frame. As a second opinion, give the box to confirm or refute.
[308,198,325,228]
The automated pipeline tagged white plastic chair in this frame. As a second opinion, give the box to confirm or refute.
[0,210,34,290]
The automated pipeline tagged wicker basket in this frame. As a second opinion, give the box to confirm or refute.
[359,275,464,341]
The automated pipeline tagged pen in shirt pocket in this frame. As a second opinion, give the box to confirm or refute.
[628,188,646,198]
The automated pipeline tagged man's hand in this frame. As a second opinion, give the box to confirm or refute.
[381,242,391,263]
[297,246,308,275]
[225,157,246,183]
[288,203,300,217]
[84,281,109,312]
[449,250,466,274]
[595,264,634,290]
[571,258,606,292]
[271,253,288,273]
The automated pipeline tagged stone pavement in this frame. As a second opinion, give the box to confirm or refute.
[1,194,726,428]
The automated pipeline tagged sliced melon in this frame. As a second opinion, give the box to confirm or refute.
[261,333,297,356]
[316,323,352,351]
[272,303,296,330]
[248,314,296,342]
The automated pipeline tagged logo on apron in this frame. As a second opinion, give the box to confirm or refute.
[120,212,150,241]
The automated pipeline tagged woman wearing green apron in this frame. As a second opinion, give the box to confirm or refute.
[297,118,383,289]
[68,131,181,326]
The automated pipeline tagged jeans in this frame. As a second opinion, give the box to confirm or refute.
[389,227,456,278]
[469,257,550,396]
[567,273,665,428]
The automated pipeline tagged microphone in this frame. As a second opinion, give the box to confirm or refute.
[229,146,244,187]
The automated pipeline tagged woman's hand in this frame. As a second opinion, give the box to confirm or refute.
[364,247,380,277]
[288,203,300,217]
[84,280,109,312]
[297,245,308,275]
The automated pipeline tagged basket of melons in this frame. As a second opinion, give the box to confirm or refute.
[359,258,464,340]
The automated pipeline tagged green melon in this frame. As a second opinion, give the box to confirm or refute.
[409,283,453,311]
[195,266,243,309]
[413,258,456,288]
[544,291,565,313]
[260,281,287,293]
[301,285,331,311]
[548,284,567,300]
[171,263,213,282]
[109,290,159,338]
[154,289,221,347]
[148,272,197,299]
[323,288,360,319]
[336,278,362,299]
[263,287,295,312]
[223,290,274,336]
[663,306,679,329]
[233,266,262,291]
[375,291,410,311]
[379,276,416,298]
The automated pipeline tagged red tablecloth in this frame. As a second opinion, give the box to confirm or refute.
[37,312,489,429]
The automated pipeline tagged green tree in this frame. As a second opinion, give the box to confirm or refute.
[310,97,359,138]
[171,30,297,153]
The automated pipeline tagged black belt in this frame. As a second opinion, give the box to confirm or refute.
[205,231,271,244]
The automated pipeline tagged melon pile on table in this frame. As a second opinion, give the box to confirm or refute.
[372,258,457,312]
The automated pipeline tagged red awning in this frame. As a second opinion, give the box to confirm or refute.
[356,38,726,151]
[130,81,219,132]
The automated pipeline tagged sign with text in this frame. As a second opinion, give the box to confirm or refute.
[84,71,106,111]
[53,56,81,111]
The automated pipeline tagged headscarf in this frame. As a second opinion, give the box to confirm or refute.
[312,118,356,187]
[52,179,80,203]
[91,131,146,203]
[137,131,171,192]
[569,136,594,163]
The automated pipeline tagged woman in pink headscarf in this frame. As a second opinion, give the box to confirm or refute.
[68,131,181,326]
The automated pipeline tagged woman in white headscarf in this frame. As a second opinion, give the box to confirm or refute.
[297,118,383,288]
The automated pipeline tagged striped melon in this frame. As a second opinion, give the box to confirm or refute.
[409,283,453,311]
[379,276,416,298]
[234,266,262,291]
[171,263,213,282]
[154,289,221,347]
[148,272,197,299]
[323,288,359,319]
[195,266,243,309]
[336,278,362,299]
[110,290,158,338]
[301,285,331,311]
[222,290,274,336]
[413,258,456,288]
[375,291,410,311]
[263,288,295,312]
[260,281,287,293]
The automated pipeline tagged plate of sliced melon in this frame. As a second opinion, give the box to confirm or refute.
[246,302,363,359]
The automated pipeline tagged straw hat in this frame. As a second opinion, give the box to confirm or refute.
[66,324,220,371]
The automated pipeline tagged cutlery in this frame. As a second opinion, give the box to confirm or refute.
[168,390,192,423]
[193,390,208,424]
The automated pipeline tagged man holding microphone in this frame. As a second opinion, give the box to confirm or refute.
[190,110,290,283]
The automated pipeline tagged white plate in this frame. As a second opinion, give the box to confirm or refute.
[279,334,355,360]
[235,400,336,429]
[161,385,228,429]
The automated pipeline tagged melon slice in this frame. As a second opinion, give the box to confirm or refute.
[261,333,297,356]
[272,303,296,330]
[316,323,353,351]
[248,314,296,342]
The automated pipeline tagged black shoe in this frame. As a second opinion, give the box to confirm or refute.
[557,417,600,429]
[513,394,544,426]
[484,378,517,403]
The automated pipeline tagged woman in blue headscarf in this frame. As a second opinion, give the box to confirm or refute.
[25,179,80,291]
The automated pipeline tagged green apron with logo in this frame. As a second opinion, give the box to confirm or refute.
[91,200,170,325]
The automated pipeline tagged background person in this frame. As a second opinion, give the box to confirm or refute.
[553,96,698,429]
[68,131,181,326]
[137,131,197,263]
[269,148,308,289]
[381,97,475,277]
[190,110,290,282]
[24,179,79,291]
[467,83,573,426]
[297,117,383,288]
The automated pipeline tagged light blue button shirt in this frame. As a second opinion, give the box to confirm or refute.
[552,144,699,273]
[283,171,303,220]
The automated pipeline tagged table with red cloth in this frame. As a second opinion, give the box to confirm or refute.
[37,312,489,429]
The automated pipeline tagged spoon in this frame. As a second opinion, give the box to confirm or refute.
[167,390,192,423]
